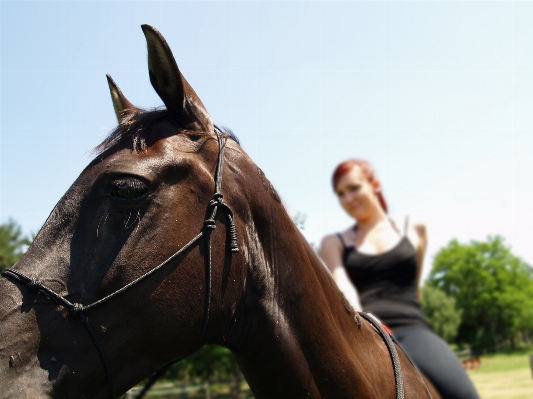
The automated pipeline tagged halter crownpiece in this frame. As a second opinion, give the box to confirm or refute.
[1,131,238,399]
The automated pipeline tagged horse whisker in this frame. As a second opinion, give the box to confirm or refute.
[125,209,141,229]
[96,213,109,239]
[124,212,132,228]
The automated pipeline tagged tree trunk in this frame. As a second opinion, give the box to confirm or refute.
[230,359,243,399]
[181,382,189,399]
[491,323,500,352]
[203,380,211,399]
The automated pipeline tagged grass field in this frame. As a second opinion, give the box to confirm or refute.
[467,351,533,399]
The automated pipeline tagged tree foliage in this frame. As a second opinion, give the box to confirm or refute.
[165,345,237,382]
[293,211,307,231]
[0,219,31,271]
[421,285,462,343]
[427,236,533,351]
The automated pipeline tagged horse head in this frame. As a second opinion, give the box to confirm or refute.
[0,25,267,399]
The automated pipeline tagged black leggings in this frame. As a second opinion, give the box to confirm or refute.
[394,327,480,399]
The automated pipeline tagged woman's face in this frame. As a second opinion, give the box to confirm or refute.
[335,165,381,221]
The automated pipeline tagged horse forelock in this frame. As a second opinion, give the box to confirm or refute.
[93,108,167,156]
[93,109,239,159]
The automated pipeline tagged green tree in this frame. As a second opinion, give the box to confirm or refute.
[0,218,31,271]
[165,345,235,382]
[421,285,462,343]
[164,345,244,398]
[428,236,533,351]
[293,211,307,231]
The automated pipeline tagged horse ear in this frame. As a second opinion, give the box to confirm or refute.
[140,24,213,132]
[106,74,140,123]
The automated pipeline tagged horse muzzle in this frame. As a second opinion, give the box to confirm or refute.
[0,278,54,399]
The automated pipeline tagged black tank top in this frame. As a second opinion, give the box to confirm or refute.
[339,224,430,331]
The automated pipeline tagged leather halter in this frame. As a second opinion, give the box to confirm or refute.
[1,131,238,399]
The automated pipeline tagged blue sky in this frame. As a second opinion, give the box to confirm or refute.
[1,1,532,280]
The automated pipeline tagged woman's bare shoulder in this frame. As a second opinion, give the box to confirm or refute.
[321,227,352,248]
[321,233,342,251]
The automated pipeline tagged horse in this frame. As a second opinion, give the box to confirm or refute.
[0,25,438,399]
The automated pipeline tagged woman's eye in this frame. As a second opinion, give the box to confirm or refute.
[111,178,148,200]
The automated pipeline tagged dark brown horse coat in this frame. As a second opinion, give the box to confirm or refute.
[0,25,439,399]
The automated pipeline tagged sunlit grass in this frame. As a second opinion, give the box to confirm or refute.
[468,352,533,399]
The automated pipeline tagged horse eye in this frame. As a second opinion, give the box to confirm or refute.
[111,178,148,200]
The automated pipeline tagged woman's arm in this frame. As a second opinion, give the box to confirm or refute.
[320,234,362,311]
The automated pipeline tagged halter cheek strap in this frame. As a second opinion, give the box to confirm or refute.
[1,131,238,399]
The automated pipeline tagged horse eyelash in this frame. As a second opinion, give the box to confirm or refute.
[112,178,147,190]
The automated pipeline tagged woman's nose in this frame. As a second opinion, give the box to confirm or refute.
[344,192,355,202]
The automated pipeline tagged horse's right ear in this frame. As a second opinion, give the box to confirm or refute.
[140,24,213,132]
[106,74,140,123]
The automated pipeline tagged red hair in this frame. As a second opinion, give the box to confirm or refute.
[332,159,388,213]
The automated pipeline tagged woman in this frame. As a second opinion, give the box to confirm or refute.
[320,159,479,399]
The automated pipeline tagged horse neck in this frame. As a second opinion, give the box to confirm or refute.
[229,182,373,398]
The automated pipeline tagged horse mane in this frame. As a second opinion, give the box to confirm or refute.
[93,108,239,157]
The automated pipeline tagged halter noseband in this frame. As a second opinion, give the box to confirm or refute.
[1,131,238,399]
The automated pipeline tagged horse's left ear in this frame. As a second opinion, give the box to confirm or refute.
[141,24,213,132]
[106,74,141,123]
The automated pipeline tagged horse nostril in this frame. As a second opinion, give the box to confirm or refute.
[9,355,14,368]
